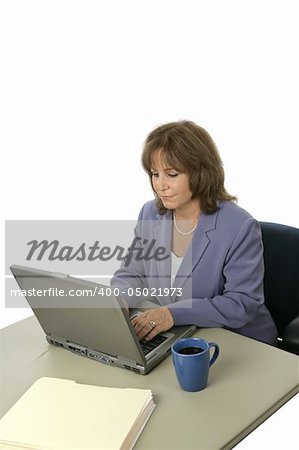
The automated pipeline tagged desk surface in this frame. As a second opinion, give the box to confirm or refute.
[0,317,298,450]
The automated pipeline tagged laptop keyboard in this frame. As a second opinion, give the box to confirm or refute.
[140,334,168,355]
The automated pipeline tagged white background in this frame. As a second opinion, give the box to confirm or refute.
[1,0,298,448]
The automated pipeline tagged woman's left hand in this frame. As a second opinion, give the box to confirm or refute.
[131,307,174,341]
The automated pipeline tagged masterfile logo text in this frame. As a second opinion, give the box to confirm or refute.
[5,220,193,308]
[26,237,169,267]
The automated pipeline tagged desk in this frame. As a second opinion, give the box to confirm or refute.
[0,317,298,450]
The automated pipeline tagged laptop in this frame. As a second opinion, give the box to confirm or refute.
[10,265,196,374]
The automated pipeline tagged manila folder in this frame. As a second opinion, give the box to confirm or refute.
[0,377,155,450]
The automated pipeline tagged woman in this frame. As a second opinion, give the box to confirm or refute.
[111,120,278,346]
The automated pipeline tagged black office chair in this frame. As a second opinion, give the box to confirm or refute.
[260,222,299,355]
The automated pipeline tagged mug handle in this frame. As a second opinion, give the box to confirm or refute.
[208,342,220,367]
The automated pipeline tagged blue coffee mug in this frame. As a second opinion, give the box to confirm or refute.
[172,337,220,392]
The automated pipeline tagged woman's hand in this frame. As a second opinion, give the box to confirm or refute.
[131,307,174,341]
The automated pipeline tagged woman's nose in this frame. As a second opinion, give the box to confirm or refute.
[156,175,168,190]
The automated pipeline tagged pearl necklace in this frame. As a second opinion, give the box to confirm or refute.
[173,210,199,236]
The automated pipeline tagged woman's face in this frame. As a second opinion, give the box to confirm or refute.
[150,150,194,212]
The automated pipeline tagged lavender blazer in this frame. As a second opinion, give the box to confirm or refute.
[111,200,278,346]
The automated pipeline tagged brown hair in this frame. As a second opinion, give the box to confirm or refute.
[141,120,237,214]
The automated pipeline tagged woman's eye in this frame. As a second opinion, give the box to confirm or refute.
[151,172,178,178]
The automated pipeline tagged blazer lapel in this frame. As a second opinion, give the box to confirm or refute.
[172,209,218,299]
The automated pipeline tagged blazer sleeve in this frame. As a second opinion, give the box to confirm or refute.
[110,204,148,307]
[168,218,265,329]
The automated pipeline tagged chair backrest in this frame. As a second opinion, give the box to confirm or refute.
[260,222,299,335]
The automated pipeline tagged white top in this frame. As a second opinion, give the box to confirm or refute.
[171,251,183,287]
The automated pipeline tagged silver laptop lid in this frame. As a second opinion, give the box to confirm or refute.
[10,265,146,365]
